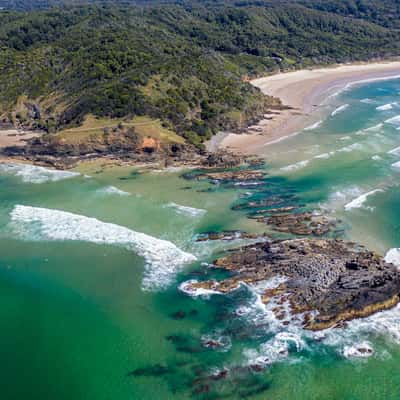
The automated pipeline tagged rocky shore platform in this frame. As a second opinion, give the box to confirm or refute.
[184,238,400,330]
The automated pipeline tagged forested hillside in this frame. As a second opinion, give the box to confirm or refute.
[0,0,399,147]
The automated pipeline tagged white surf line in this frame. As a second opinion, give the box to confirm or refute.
[391,161,400,170]
[9,205,196,291]
[163,202,206,217]
[376,102,397,111]
[303,120,323,131]
[0,162,80,183]
[385,115,400,125]
[280,159,310,172]
[327,74,400,100]
[344,189,384,211]
[178,280,224,297]
[387,146,400,156]
[364,123,384,132]
[331,104,349,116]
[96,186,131,196]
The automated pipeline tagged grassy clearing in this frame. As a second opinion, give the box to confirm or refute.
[55,114,185,144]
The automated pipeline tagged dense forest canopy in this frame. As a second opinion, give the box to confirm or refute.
[0,0,399,147]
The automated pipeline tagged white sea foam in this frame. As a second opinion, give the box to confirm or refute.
[243,332,306,367]
[376,103,396,111]
[314,151,335,160]
[372,155,382,161]
[304,120,323,131]
[331,104,349,116]
[360,98,376,104]
[339,136,351,141]
[385,115,400,126]
[343,342,374,359]
[0,163,80,183]
[233,181,264,187]
[317,303,400,358]
[344,189,384,211]
[280,159,310,172]
[364,123,384,132]
[391,161,400,170]
[321,186,363,212]
[178,279,224,297]
[262,131,302,146]
[96,185,130,196]
[384,248,400,267]
[201,332,232,352]
[9,205,196,291]
[337,142,364,153]
[163,202,206,217]
[387,146,400,156]
[236,272,400,367]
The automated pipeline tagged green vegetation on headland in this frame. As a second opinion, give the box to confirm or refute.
[0,0,400,149]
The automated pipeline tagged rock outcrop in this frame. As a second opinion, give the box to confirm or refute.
[185,238,400,330]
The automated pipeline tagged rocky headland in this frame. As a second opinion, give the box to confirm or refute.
[184,238,400,331]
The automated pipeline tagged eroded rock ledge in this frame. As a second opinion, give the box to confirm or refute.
[186,239,400,330]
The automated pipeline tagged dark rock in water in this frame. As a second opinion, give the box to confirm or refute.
[170,311,187,320]
[238,382,270,397]
[202,151,264,169]
[193,384,210,395]
[193,169,266,183]
[165,334,187,345]
[127,363,172,377]
[165,334,204,353]
[257,211,338,237]
[184,239,400,330]
[196,230,264,242]
[169,309,198,319]
[232,196,297,211]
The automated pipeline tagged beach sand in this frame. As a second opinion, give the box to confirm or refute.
[216,61,400,154]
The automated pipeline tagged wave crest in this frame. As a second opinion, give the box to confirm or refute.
[9,205,196,291]
[0,163,80,183]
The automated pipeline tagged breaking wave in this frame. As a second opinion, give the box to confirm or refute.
[178,279,224,297]
[360,98,376,104]
[364,123,384,132]
[387,146,400,157]
[385,248,400,267]
[376,103,396,111]
[342,342,374,359]
[163,202,206,217]
[280,159,310,172]
[0,163,80,184]
[304,120,323,131]
[314,151,335,160]
[385,115,400,126]
[331,104,349,116]
[337,142,364,153]
[9,205,196,291]
[391,161,400,170]
[96,185,130,196]
[344,189,384,211]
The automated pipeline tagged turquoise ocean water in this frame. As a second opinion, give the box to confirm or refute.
[1,78,400,399]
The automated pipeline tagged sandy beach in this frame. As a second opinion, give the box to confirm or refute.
[216,61,400,154]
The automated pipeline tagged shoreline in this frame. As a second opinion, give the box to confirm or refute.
[216,61,400,155]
